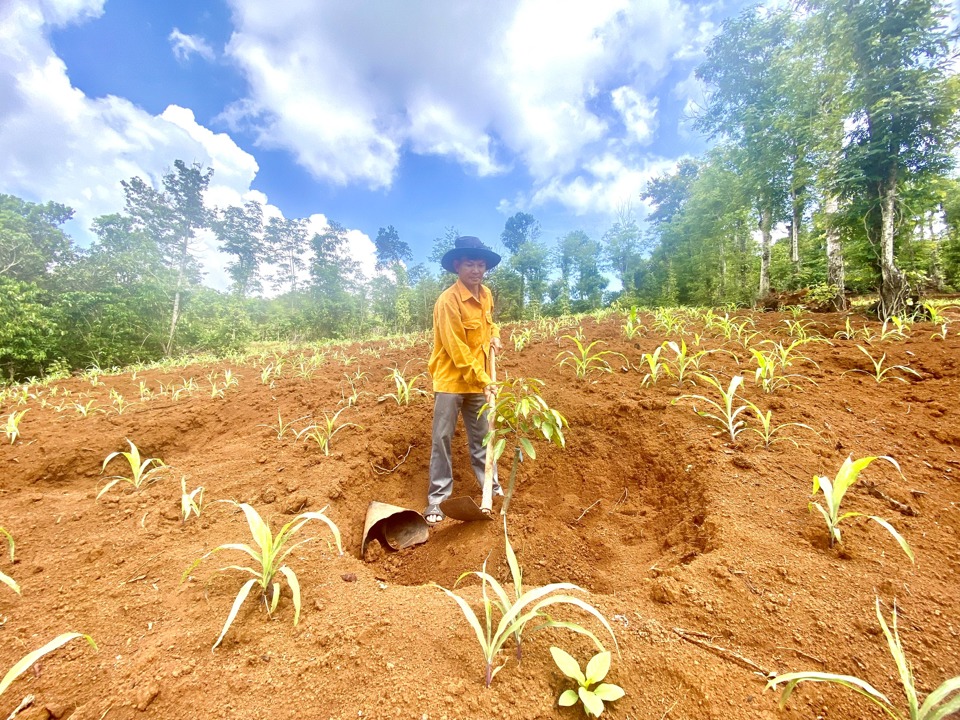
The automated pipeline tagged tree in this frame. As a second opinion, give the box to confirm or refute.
[264,216,308,294]
[806,0,959,317]
[602,206,644,293]
[552,231,607,313]
[214,201,266,296]
[122,160,214,354]
[373,225,412,271]
[0,195,74,284]
[500,212,541,254]
[309,221,362,337]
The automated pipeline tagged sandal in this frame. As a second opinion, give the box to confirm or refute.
[424,505,445,526]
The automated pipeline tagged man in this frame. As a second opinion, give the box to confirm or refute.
[424,235,503,525]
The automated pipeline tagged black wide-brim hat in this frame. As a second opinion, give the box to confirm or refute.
[440,236,502,274]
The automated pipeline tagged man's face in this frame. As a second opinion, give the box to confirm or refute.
[454,257,487,287]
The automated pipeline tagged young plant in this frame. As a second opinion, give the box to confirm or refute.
[98,439,168,499]
[380,364,429,405]
[482,377,568,515]
[511,327,533,352]
[552,647,625,717]
[73,400,99,417]
[556,336,624,378]
[750,341,818,394]
[880,316,911,341]
[184,502,343,649]
[782,318,824,342]
[664,340,714,386]
[180,477,204,523]
[767,598,959,720]
[296,407,363,456]
[0,527,19,595]
[0,633,97,697]
[637,345,671,387]
[435,519,616,687]
[4,410,27,444]
[745,402,815,449]
[109,389,133,415]
[845,346,921,384]
[621,307,644,339]
[257,411,309,440]
[810,455,914,562]
[674,374,751,443]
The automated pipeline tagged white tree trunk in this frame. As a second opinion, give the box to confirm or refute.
[824,196,846,310]
[878,166,907,320]
[758,206,772,298]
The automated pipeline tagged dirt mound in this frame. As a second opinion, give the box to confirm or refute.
[0,309,957,719]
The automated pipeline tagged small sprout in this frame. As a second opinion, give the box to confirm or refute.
[258,411,309,440]
[674,374,750,444]
[296,408,363,456]
[4,410,27,444]
[98,439,168,499]
[810,455,914,562]
[556,336,625,378]
[552,647,625,717]
[379,363,429,405]
[180,478,204,523]
[844,346,921,384]
[184,502,343,649]
[767,598,959,719]
[0,633,97,697]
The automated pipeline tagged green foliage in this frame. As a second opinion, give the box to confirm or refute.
[556,335,624,378]
[435,519,616,687]
[296,407,363,456]
[552,647,625,717]
[767,598,959,720]
[380,364,429,405]
[185,502,343,649]
[675,374,750,443]
[809,455,914,561]
[845,346,922,384]
[0,277,58,380]
[482,377,568,514]
[98,439,168,499]
[4,409,27,444]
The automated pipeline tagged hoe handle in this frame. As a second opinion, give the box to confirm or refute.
[480,347,497,513]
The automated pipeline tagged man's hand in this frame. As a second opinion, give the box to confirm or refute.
[491,336,502,353]
[484,384,497,408]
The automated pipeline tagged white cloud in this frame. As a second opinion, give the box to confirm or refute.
[221,0,702,213]
[168,28,216,62]
[0,0,375,292]
[611,86,658,146]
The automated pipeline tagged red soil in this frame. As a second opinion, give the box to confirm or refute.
[0,309,958,720]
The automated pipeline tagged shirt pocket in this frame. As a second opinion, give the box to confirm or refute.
[463,319,482,348]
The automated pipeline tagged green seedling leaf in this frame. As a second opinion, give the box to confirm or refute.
[0,633,97,696]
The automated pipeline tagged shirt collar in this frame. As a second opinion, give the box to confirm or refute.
[455,277,486,303]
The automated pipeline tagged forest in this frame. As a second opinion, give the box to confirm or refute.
[1,0,959,381]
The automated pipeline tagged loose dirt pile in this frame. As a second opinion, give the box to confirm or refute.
[0,309,957,720]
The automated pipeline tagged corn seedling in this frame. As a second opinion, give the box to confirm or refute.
[511,327,533,352]
[258,411,309,440]
[783,304,806,319]
[750,344,818,394]
[767,598,959,719]
[339,374,370,407]
[4,410,27,444]
[482,377,568,515]
[782,318,824,342]
[180,477,204,523]
[74,400,100,417]
[184,501,343,649]
[744,402,816,448]
[920,300,956,325]
[638,345,671,387]
[931,322,950,340]
[552,647,625,717]
[380,364,429,405]
[98,439,168,499]
[652,307,686,335]
[844,346,921,384]
[109,389,133,415]
[880,316,911,341]
[556,336,624,378]
[296,407,363,456]
[675,374,750,443]
[435,519,616,687]
[810,455,914,561]
[622,306,644,339]
[137,380,153,401]
[0,527,19,595]
[664,340,720,386]
[0,633,98,697]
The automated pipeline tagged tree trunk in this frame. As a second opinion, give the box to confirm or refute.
[758,206,772,299]
[878,166,908,320]
[823,196,846,310]
[791,187,801,278]
[164,239,188,356]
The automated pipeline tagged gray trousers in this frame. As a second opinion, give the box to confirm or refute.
[427,392,500,508]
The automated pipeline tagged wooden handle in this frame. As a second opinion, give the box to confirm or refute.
[480,346,497,512]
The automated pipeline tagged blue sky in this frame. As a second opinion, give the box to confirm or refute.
[1,0,759,289]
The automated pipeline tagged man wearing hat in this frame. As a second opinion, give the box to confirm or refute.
[424,236,504,525]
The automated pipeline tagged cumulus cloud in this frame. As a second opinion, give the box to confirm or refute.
[0,0,374,291]
[220,0,704,214]
[168,28,216,62]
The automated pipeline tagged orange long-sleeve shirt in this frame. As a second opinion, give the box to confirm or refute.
[428,279,500,393]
